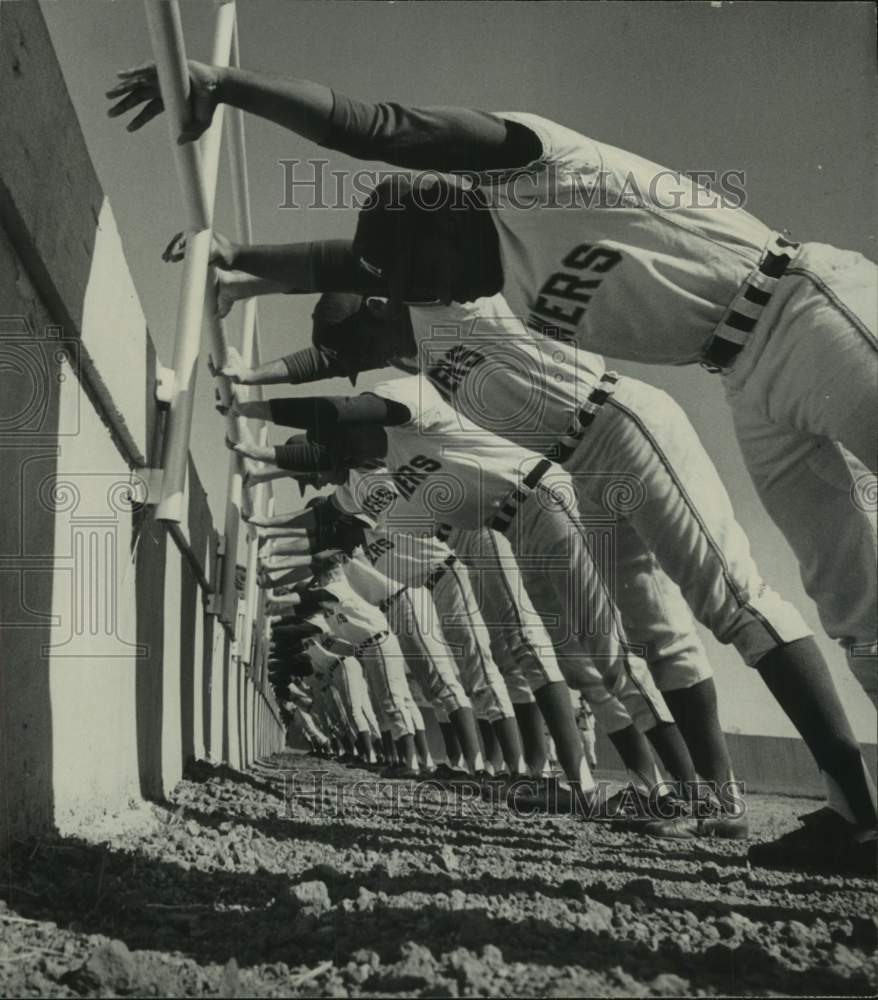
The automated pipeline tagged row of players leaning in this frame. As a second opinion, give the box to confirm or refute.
[107,57,877,873]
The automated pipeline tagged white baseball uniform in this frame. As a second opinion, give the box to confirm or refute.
[406,295,811,670]
[299,618,359,741]
[306,577,419,741]
[334,472,517,723]
[364,374,671,734]
[479,112,877,702]
[341,546,473,719]
[439,525,565,703]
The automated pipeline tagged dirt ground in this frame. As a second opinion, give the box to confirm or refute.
[1,751,875,998]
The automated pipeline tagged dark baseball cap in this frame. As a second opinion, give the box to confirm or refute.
[311,292,398,384]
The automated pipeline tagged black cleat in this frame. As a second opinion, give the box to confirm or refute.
[748,809,877,877]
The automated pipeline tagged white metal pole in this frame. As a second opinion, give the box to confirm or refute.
[145,0,235,522]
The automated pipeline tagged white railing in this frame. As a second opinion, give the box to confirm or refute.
[144,0,271,651]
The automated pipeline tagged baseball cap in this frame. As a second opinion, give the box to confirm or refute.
[354,174,489,306]
[311,292,398,384]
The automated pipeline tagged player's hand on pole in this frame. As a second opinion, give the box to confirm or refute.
[214,386,240,417]
[162,230,235,269]
[210,345,249,383]
[106,60,219,143]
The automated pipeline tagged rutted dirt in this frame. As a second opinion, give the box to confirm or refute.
[1,751,875,997]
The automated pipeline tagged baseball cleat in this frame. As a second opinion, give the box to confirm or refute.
[639,812,750,841]
[380,764,420,780]
[747,809,877,876]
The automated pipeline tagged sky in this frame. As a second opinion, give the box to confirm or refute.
[40,0,877,740]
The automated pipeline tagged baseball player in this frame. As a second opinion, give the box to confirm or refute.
[235,287,873,855]
[262,501,489,779]
[112,64,876,870]
[255,443,704,813]
[268,617,359,758]
[275,559,427,777]
[289,621,381,766]
[262,490,530,781]
[229,376,703,812]
[109,65,876,704]
[231,299,683,802]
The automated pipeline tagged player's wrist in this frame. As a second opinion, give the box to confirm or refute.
[210,64,233,103]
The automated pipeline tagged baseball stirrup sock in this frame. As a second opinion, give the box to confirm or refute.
[356,731,375,762]
[439,721,463,766]
[645,722,698,788]
[395,734,417,771]
[663,678,738,794]
[534,682,594,791]
[478,718,502,771]
[449,707,485,773]
[492,716,528,776]
[513,701,549,775]
[757,637,878,829]
[609,725,662,795]
[381,731,397,766]
[414,729,433,769]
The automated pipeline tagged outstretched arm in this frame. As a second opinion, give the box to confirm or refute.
[265,394,411,441]
[108,61,541,172]
[213,344,360,388]
[165,231,377,294]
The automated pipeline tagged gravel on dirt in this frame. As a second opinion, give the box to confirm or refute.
[0,751,875,997]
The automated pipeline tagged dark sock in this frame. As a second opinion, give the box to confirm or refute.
[757,638,877,828]
[439,721,462,765]
[492,716,525,774]
[356,731,374,761]
[609,724,660,791]
[645,721,698,790]
[514,701,549,774]
[449,707,483,772]
[395,734,417,770]
[414,728,432,768]
[663,678,737,791]
[534,681,587,787]
[478,718,501,771]
[381,730,397,766]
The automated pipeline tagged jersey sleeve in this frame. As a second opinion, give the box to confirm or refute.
[367,375,443,431]
[489,111,604,176]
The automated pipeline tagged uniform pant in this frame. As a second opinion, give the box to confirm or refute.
[385,587,472,717]
[722,243,878,705]
[333,656,381,738]
[571,379,811,667]
[449,526,563,702]
[593,515,713,693]
[293,707,330,748]
[503,475,671,734]
[359,635,419,741]
[429,561,516,722]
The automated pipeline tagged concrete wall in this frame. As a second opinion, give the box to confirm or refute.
[0,3,284,852]
[594,730,878,798]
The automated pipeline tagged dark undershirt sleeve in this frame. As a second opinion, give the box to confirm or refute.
[268,395,412,443]
[273,439,336,473]
[309,239,388,294]
[324,95,542,172]
[281,346,348,384]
